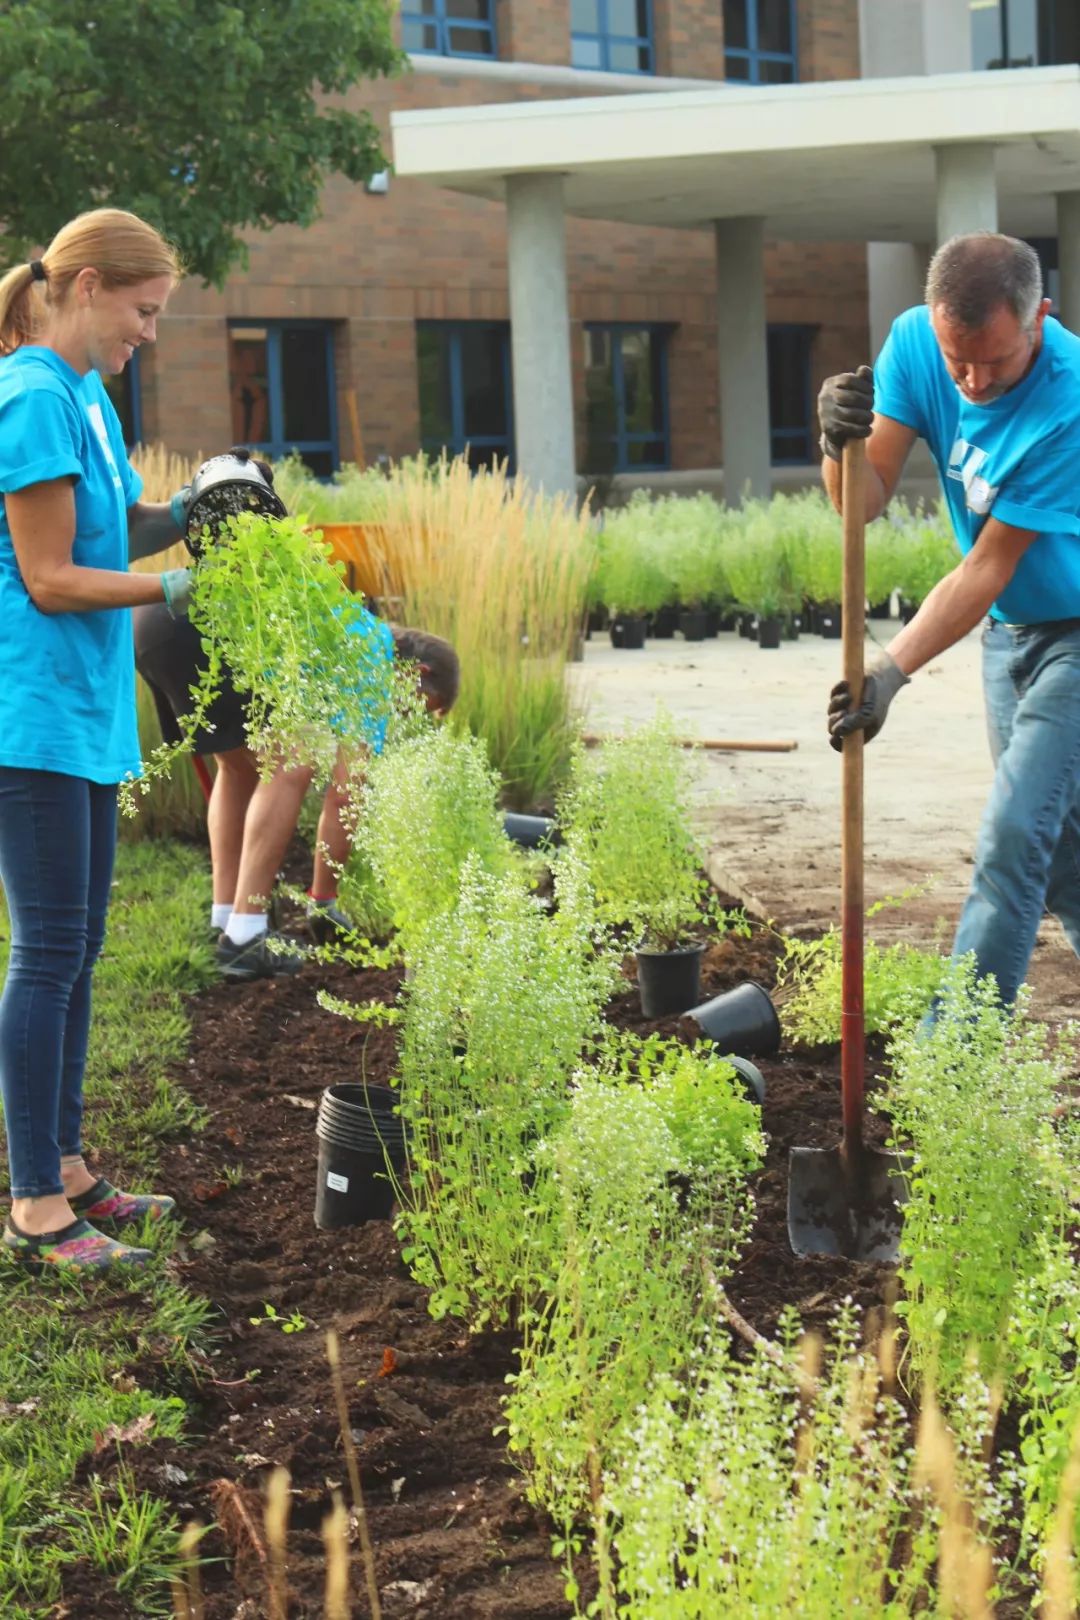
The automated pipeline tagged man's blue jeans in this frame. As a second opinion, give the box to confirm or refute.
[951,619,1080,1005]
[0,769,117,1199]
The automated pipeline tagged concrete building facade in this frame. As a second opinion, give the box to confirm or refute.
[124,1,1079,502]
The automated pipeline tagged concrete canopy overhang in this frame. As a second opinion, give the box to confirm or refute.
[391,64,1080,242]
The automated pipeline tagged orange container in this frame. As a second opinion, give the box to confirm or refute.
[315,523,390,602]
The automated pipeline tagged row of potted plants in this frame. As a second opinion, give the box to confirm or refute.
[594,489,960,647]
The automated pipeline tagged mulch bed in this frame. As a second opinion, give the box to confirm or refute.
[60,888,896,1619]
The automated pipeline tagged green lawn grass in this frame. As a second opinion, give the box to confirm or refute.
[0,839,217,1617]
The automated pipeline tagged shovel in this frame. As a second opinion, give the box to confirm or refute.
[787,438,909,1262]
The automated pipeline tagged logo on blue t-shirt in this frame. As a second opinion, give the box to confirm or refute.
[946,439,997,516]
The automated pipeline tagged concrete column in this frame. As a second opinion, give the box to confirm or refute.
[714,217,770,504]
[1056,192,1080,335]
[934,144,998,246]
[867,242,930,359]
[505,172,576,500]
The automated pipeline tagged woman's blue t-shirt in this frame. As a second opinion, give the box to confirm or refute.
[0,346,143,782]
[874,308,1080,624]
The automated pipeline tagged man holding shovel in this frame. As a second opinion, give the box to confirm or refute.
[820,231,1080,1007]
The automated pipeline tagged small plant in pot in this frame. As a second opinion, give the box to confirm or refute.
[719,503,788,650]
[596,496,670,648]
[558,716,733,1017]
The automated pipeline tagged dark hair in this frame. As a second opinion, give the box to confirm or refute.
[925,233,1043,331]
[390,626,460,712]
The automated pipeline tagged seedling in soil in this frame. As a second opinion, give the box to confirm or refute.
[249,1303,309,1335]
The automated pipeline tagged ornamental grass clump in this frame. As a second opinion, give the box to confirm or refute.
[357,725,516,966]
[557,716,729,952]
[883,956,1072,1397]
[894,500,961,608]
[503,1070,759,1611]
[594,492,671,618]
[355,453,596,808]
[653,493,729,610]
[394,859,619,1329]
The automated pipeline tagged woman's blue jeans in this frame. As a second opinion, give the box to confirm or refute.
[951,619,1080,1005]
[0,769,117,1199]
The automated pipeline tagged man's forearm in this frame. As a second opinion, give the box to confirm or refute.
[128,501,183,563]
[887,558,1001,676]
[821,451,888,523]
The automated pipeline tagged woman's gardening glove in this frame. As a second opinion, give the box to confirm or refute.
[827,651,909,752]
[818,364,874,462]
[169,485,193,535]
[161,567,194,619]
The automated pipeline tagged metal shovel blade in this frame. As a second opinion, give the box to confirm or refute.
[787,1143,909,1262]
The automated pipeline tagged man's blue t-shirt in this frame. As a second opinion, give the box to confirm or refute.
[875,308,1080,624]
[0,346,143,782]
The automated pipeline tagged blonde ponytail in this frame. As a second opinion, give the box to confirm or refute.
[0,208,182,356]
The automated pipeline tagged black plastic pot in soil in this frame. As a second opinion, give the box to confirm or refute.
[817,602,842,639]
[686,981,781,1058]
[315,1084,407,1230]
[503,811,561,850]
[726,1055,766,1105]
[757,616,782,650]
[635,942,705,1019]
[679,608,709,642]
[610,615,647,650]
[651,604,679,639]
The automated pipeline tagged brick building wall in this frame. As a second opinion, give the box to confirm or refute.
[148,0,869,482]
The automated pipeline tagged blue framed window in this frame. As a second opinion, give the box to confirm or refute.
[768,323,815,464]
[572,0,653,73]
[228,323,338,478]
[972,1,1079,69]
[402,0,495,58]
[583,325,670,473]
[104,349,142,449]
[417,322,514,470]
[724,0,798,83]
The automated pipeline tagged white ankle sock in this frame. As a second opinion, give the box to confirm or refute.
[225,913,269,947]
[211,903,233,931]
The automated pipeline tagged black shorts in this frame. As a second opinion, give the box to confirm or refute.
[132,602,249,757]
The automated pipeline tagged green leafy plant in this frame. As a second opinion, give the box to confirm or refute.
[557,716,736,952]
[894,501,961,607]
[394,858,618,1329]
[594,496,671,617]
[776,895,948,1046]
[719,501,790,620]
[248,1302,309,1334]
[358,725,517,965]
[883,957,1072,1395]
[502,1069,759,1612]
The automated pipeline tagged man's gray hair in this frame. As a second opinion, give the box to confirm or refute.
[925,233,1043,331]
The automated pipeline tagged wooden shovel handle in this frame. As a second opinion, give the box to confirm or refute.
[840,439,866,1152]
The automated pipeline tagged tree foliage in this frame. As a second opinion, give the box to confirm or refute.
[0,0,402,286]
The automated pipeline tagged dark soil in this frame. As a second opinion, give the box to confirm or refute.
[59,879,900,1620]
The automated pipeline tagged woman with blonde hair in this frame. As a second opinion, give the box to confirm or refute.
[0,207,194,1273]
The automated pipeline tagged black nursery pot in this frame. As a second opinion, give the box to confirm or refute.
[726,1055,766,1106]
[503,811,561,850]
[686,981,781,1058]
[817,602,842,639]
[314,1084,407,1230]
[635,942,705,1019]
[757,616,782,650]
[900,598,919,625]
[679,608,709,642]
[651,604,679,639]
[867,597,893,620]
[610,615,647,650]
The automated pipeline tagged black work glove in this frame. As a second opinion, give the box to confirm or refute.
[827,651,910,752]
[818,365,874,462]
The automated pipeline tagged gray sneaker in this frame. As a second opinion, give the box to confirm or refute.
[216,931,306,982]
[307,900,358,946]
